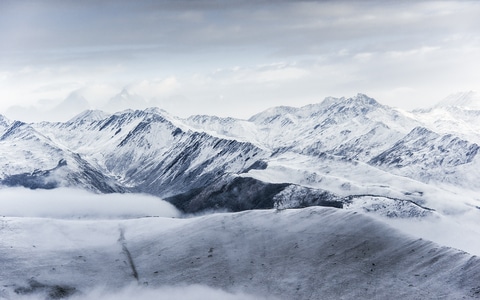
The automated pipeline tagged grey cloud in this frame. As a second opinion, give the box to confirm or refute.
[3,0,480,63]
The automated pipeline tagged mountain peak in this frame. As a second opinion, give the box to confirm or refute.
[144,107,170,116]
[435,91,480,109]
[249,94,381,124]
[0,114,10,128]
[52,91,90,115]
[68,110,110,124]
[248,105,297,123]
[103,88,147,112]
[318,93,380,108]
[119,88,130,97]
[345,93,380,107]
[0,120,29,141]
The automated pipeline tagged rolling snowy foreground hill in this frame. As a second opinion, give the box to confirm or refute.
[1,92,480,299]
[1,208,480,299]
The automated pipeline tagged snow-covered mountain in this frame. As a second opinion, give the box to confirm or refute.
[410,91,480,143]
[435,91,480,109]
[0,121,123,193]
[188,94,419,161]
[2,93,480,299]
[370,126,480,186]
[0,114,11,136]
[1,93,479,218]
[32,108,266,203]
[102,88,148,112]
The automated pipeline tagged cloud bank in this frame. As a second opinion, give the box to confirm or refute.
[13,284,273,300]
[0,187,180,219]
[71,284,271,300]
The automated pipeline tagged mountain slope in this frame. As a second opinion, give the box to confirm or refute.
[33,108,269,199]
[410,92,480,144]
[1,207,479,300]
[370,126,480,187]
[0,114,10,135]
[0,121,123,193]
[434,91,480,109]
[187,94,419,162]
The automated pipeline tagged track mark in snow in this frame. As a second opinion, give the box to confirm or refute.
[118,226,139,283]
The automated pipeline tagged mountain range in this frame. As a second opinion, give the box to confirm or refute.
[1,92,479,215]
[1,92,480,299]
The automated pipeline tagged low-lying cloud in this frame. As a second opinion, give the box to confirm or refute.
[379,209,480,257]
[13,284,273,300]
[0,187,180,219]
[72,284,270,300]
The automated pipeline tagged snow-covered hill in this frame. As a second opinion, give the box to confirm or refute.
[1,207,479,300]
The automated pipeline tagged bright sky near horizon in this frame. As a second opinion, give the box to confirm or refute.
[1,0,479,122]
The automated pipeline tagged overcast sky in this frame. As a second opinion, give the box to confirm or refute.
[1,0,479,122]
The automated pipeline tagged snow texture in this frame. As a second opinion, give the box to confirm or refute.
[1,207,479,300]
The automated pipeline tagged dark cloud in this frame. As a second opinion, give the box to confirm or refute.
[3,0,479,60]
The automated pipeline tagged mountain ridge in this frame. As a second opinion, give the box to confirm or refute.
[434,91,480,109]
[2,207,480,299]
[0,94,479,220]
